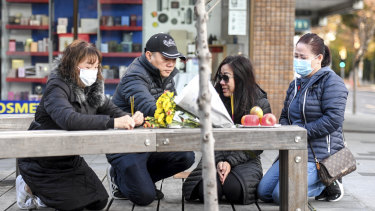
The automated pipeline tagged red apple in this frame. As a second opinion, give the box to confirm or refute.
[241,115,260,126]
[260,113,277,126]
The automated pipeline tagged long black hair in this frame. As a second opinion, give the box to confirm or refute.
[214,55,258,124]
[297,33,331,67]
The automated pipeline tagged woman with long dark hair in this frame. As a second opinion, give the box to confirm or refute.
[182,55,271,205]
[257,33,348,204]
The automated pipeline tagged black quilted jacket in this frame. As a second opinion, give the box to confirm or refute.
[183,86,271,205]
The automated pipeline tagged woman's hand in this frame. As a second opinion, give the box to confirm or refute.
[114,115,135,130]
[217,161,231,184]
[132,111,144,126]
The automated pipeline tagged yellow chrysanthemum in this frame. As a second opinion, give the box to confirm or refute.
[166,115,173,124]
[155,108,163,114]
[153,90,176,127]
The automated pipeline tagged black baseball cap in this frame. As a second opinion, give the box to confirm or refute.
[145,33,186,61]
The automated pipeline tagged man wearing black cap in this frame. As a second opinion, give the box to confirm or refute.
[106,33,195,206]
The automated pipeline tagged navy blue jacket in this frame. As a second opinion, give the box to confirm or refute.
[108,54,178,162]
[112,54,178,117]
[279,67,348,162]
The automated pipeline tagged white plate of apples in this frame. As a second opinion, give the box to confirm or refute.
[239,106,279,128]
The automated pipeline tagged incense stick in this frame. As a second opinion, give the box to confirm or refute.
[231,94,234,121]
[130,96,135,115]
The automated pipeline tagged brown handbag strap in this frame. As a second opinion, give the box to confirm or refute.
[308,141,321,170]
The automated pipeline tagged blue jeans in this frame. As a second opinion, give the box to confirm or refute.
[257,160,325,204]
[109,152,194,206]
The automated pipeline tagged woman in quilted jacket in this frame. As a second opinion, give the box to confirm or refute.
[182,55,271,205]
[257,33,348,204]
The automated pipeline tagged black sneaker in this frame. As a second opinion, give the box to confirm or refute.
[155,187,164,200]
[326,179,344,202]
[315,188,328,201]
[107,166,128,200]
[315,179,344,202]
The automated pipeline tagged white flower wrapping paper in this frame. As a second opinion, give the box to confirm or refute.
[174,75,234,128]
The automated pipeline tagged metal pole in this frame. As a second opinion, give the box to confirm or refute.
[48,0,54,66]
[340,67,345,79]
[1,0,9,100]
[73,0,78,40]
[97,0,102,49]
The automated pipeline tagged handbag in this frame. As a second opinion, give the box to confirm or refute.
[309,142,357,186]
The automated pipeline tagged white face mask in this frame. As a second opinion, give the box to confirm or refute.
[79,68,98,87]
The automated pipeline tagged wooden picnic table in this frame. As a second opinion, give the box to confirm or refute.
[0,126,307,210]
[0,114,33,131]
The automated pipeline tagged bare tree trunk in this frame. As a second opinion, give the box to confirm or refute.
[352,13,375,114]
[353,65,357,115]
[370,53,375,83]
[195,1,218,211]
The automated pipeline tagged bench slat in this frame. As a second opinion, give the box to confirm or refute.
[0,130,156,159]
[156,126,307,152]
[0,114,34,131]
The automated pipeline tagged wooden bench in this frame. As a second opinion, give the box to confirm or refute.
[0,114,34,131]
[0,126,307,211]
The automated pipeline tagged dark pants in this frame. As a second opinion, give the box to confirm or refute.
[195,173,243,204]
[109,152,195,206]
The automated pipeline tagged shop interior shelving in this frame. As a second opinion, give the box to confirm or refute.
[2,0,143,98]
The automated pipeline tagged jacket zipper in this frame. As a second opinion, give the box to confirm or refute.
[287,81,298,125]
[303,87,331,154]
[302,88,308,126]
[326,134,331,153]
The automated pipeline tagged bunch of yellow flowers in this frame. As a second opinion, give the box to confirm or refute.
[154,90,176,127]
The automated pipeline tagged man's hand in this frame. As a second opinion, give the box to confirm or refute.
[216,161,231,184]
[132,111,144,126]
[114,115,135,130]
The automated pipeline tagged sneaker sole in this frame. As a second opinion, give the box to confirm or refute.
[106,166,128,200]
[329,181,344,202]
[16,175,37,209]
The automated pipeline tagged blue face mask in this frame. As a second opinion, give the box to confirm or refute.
[293,56,318,77]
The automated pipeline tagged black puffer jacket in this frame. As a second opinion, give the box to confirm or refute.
[112,54,178,116]
[19,61,128,210]
[34,69,127,130]
[183,86,271,205]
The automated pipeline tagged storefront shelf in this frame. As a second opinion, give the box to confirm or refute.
[6,25,49,30]
[6,77,48,83]
[102,52,142,57]
[6,77,120,85]
[104,79,120,84]
[100,0,142,4]
[6,51,61,56]
[100,26,142,31]
[54,32,97,35]
[6,0,48,3]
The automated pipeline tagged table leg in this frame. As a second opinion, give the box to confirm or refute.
[279,149,308,211]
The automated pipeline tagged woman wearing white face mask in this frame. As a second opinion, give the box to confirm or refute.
[16,40,144,210]
[258,33,348,204]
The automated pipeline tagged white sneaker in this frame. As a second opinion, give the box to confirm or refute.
[34,196,47,208]
[106,166,127,200]
[16,175,36,209]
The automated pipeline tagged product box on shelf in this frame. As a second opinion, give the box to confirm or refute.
[35,63,50,77]
[58,34,90,52]
[121,16,130,26]
[57,25,67,34]
[58,17,68,26]
[81,18,98,33]
[8,40,16,52]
